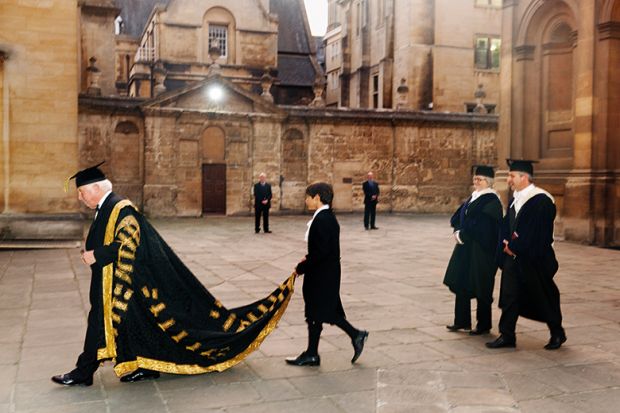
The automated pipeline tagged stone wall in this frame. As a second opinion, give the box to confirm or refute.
[0,0,80,239]
[79,101,498,219]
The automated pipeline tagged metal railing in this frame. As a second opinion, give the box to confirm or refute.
[134,46,155,63]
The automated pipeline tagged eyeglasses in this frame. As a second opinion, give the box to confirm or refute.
[473,177,486,182]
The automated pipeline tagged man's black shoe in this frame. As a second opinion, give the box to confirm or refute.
[351,330,369,363]
[370,226,379,230]
[485,335,516,349]
[51,373,93,387]
[255,230,260,234]
[544,334,567,350]
[119,368,160,383]
[285,352,320,366]
[264,230,272,233]
[469,328,491,336]
[446,324,471,332]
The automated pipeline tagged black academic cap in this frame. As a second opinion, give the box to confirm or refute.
[506,159,537,176]
[472,165,495,178]
[67,161,106,189]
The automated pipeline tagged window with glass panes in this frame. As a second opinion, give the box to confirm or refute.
[475,37,501,70]
[372,74,379,108]
[208,24,228,57]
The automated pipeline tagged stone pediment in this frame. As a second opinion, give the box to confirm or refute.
[142,74,280,114]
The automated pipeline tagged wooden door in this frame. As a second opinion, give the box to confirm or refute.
[202,164,226,214]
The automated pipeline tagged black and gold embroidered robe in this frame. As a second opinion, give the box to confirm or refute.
[95,200,295,376]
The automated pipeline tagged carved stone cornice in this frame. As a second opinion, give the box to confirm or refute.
[598,21,620,40]
[515,45,535,61]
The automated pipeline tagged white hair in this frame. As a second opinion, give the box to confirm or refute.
[82,179,112,193]
[485,177,494,187]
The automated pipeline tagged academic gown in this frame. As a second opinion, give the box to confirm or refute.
[499,192,561,323]
[89,199,295,377]
[296,208,346,323]
[443,193,503,300]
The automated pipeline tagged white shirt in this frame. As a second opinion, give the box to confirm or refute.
[454,188,499,245]
[305,204,329,242]
[510,184,535,214]
[470,187,497,203]
[95,190,112,220]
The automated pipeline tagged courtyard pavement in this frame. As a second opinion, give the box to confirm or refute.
[1,214,619,413]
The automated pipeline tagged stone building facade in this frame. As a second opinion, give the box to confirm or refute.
[79,75,498,218]
[498,0,620,246]
[324,0,502,112]
[0,0,81,239]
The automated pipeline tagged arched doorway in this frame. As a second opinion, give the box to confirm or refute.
[519,2,576,164]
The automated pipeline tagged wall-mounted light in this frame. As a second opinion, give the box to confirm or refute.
[207,84,223,102]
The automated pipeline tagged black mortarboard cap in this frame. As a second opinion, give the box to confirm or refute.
[472,165,495,178]
[66,161,106,191]
[506,159,537,176]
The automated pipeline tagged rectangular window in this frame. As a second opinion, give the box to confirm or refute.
[209,24,228,57]
[372,74,379,108]
[330,71,340,90]
[356,2,361,36]
[475,36,501,70]
[475,0,502,7]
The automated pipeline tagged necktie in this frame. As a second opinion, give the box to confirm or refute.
[94,205,100,220]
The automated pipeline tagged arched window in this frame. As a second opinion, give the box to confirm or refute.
[203,7,236,64]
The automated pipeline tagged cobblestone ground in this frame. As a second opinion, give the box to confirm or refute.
[1,214,619,413]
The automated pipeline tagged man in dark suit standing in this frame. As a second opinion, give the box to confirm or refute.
[486,159,566,350]
[286,182,368,366]
[362,171,380,230]
[52,162,159,386]
[253,172,272,233]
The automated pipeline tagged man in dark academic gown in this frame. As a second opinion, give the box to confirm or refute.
[286,182,369,366]
[443,166,503,335]
[253,172,272,233]
[362,171,380,230]
[486,159,566,350]
[52,163,295,386]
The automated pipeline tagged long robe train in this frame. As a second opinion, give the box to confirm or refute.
[96,201,296,376]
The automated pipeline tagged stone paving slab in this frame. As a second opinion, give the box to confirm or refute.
[1,214,619,412]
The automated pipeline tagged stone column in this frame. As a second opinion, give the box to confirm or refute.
[563,0,597,243]
[497,0,519,202]
[0,51,7,212]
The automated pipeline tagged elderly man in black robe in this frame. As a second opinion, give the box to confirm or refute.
[286,182,369,366]
[444,165,503,336]
[52,163,296,386]
[486,159,566,350]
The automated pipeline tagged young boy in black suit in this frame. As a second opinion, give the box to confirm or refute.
[286,182,369,366]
